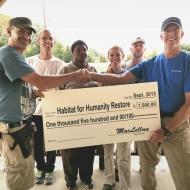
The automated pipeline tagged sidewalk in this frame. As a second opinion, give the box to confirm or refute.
[0,155,175,190]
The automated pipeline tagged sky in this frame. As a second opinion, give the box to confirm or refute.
[1,0,190,55]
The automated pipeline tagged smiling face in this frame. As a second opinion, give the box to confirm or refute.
[7,26,32,54]
[160,23,184,51]
[107,47,125,67]
[72,44,88,62]
[37,30,55,52]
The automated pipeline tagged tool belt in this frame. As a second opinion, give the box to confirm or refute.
[160,110,175,118]
[9,119,29,128]
[9,118,34,158]
[0,118,30,134]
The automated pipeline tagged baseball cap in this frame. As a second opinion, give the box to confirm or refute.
[71,40,88,52]
[131,37,145,45]
[161,17,182,32]
[9,17,36,33]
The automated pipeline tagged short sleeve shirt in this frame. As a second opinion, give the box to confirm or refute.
[0,46,36,122]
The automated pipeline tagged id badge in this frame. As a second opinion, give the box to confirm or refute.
[0,122,9,133]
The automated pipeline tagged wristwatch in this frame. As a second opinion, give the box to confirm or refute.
[162,126,171,136]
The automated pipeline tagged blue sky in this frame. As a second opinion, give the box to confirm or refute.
[1,0,190,54]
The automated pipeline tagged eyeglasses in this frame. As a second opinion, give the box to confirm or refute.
[38,37,54,41]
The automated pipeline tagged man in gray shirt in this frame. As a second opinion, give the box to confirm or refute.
[122,37,146,70]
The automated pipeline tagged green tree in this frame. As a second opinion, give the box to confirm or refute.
[87,49,95,63]
[126,54,132,61]
[180,42,190,54]
[0,13,11,47]
[99,53,107,63]
[145,50,159,59]
[0,13,107,62]
[64,45,73,63]
[23,24,43,58]
[53,40,65,60]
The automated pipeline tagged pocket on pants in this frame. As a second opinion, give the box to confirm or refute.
[182,140,190,171]
[3,137,28,190]
[4,161,27,190]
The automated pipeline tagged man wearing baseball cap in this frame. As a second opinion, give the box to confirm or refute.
[9,17,36,33]
[87,16,190,190]
[0,17,89,190]
[161,17,182,32]
[122,37,146,70]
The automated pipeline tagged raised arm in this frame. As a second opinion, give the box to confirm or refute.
[89,71,138,85]
[21,70,89,90]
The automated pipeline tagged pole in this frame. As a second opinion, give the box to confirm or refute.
[43,0,46,29]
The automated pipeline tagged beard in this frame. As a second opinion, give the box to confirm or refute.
[133,53,143,59]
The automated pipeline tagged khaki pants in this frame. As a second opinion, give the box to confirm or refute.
[2,133,34,190]
[137,117,190,190]
[103,142,131,190]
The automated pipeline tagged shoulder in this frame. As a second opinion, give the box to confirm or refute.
[57,62,73,74]
[88,65,98,73]
[0,46,20,59]
[180,50,190,60]
[26,55,38,63]
[52,56,65,63]
[141,54,161,65]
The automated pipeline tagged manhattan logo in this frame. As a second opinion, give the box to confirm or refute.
[116,127,149,136]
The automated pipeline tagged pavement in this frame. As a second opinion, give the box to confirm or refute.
[0,155,175,190]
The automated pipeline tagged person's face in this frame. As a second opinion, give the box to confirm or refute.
[73,44,88,61]
[108,48,124,66]
[130,42,146,59]
[7,26,32,53]
[37,30,55,51]
[160,23,184,50]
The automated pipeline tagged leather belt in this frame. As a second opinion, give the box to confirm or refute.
[160,110,174,118]
[8,118,30,133]
[9,118,30,128]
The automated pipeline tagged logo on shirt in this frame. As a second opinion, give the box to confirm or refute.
[171,70,181,72]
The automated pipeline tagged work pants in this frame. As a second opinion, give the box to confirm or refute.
[103,142,131,190]
[61,146,96,182]
[137,117,190,190]
[1,122,34,190]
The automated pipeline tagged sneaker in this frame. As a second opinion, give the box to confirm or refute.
[103,183,115,190]
[35,170,45,184]
[66,182,76,190]
[83,180,93,189]
[44,172,54,185]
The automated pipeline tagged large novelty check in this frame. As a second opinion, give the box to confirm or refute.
[42,82,161,151]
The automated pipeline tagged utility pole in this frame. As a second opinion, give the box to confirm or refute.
[43,0,46,29]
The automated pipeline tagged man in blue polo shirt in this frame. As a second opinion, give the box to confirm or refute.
[88,17,190,190]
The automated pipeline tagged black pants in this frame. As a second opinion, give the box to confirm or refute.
[61,146,96,182]
[32,115,56,173]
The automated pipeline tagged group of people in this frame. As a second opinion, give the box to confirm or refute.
[0,15,190,190]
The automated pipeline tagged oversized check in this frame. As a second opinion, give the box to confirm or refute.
[42,82,161,151]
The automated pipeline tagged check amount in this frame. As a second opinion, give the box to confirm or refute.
[136,100,157,109]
